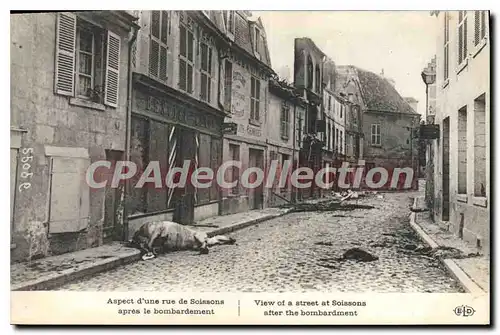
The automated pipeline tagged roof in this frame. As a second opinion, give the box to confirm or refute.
[296,37,327,58]
[338,65,418,115]
[204,11,272,68]
[269,78,307,106]
[404,97,419,103]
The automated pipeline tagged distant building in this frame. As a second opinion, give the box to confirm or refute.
[336,65,421,190]
[293,37,326,198]
[404,97,419,114]
[431,11,490,254]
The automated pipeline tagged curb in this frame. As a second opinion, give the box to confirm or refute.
[206,209,293,237]
[408,198,485,294]
[12,250,142,291]
[13,209,293,291]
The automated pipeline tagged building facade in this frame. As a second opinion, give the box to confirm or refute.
[293,37,326,198]
[335,65,420,190]
[126,11,235,235]
[266,78,307,206]
[432,11,490,253]
[10,11,138,262]
[217,11,275,215]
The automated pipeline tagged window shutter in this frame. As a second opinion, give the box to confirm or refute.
[159,45,168,81]
[474,11,480,45]
[219,57,226,109]
[210,47,216,104]
[179,58,187,91]
[54,12,76,96]
[105,30,121,107]
[49,157,90,233]
[149,39,159,77]
[161,11,169,43]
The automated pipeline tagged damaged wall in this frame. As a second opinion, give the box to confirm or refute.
[10,13,133,263]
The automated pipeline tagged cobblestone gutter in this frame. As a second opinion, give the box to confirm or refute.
[409,196,487,294]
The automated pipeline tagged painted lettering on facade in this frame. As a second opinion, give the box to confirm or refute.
[247,125,262,137]
[232,71,247,118]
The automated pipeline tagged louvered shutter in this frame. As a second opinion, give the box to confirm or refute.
[54,12,76,96]
[210,47,216,104]
[149,40,159,77]
[159,45,167,81]
[219,56,225,109]
[105,31,121,107]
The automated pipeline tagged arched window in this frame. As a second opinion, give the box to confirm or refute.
[307,55,313,90]
[315,64,321,93]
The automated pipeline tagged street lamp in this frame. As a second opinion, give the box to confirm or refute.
[421,69,436,123]
[421,61,437,211]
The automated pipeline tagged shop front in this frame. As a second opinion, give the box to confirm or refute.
[127,74,224,238]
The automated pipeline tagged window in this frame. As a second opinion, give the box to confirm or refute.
[54,13,120,107]
[330,124,334,151]
[335,128,339,152]
[149,11,169,81]
[474,11,487,46]
[340,104,343,118]
[179,22,194,93]
[315,64,321,93]
[224,60,233,111]
[340,130,344,154]
[458,11,468,65]
[443,12,450,81]
[371,124,381,146]
[307,55,313,90]
[200,42,212,102]
[76,28,95,98]
[474,94,487,197]
[457,106,467,194]
[297,115,303,148]
[253,26,261,57]
[250,77,260,121]
[280,102,290,139]
[224,11,235,36]
[328,96,332,111]
[326,121,331,151]
[229,144,240,194]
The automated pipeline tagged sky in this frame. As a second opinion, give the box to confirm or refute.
[253,11,438,117]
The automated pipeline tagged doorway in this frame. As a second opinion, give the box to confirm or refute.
[248,148,264,210]
[172,127,196,224]
[442,117,450,221]
[104,150,124,242]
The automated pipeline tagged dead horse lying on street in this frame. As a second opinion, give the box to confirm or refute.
[128,221,236,259]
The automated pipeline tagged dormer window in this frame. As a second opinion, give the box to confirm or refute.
[253,25,261,60]
[224,11,235,37]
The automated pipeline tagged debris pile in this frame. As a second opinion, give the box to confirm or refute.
[282,199,375,213]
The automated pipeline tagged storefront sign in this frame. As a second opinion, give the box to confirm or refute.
[419,124,440,139]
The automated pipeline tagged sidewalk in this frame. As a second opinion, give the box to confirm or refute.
[409,196,489,294]
[11,206,292,291]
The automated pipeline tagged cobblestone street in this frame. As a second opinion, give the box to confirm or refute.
[57,192,463,293]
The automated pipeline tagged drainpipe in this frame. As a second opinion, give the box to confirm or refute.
[217,53,229,216]
[292,101,297,203]
[122,25,139,242]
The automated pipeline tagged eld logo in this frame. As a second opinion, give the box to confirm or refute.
[454,305,476,317]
